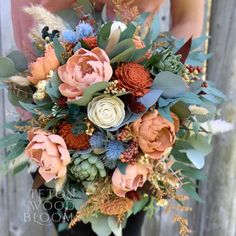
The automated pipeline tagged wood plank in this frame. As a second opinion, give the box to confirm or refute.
[194,0,236,235]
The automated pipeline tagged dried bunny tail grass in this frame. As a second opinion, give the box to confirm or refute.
[24,5,67,40]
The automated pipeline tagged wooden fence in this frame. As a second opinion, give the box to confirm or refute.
[0,0,235,236]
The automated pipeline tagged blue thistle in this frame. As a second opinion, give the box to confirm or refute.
[104,140,125,169]
[61,30,78,44]
[76,22,93,40]
[90,132,106,149]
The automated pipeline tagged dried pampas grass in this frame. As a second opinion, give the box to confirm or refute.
[24,5,67,41]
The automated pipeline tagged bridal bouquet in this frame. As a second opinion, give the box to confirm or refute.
[0,1,230,235]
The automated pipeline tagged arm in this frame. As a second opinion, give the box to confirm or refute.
[170,0,205,39]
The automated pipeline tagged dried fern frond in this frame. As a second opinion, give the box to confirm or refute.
[24,5,67,40]
[112,0,139,23]
[69,179,133,228]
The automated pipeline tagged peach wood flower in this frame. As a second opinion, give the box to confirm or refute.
[58,47,113,100]
[28,46,60,85]
[132,110,179,159]
[25,129,71,182]
[115,62,152,97]
[112,163,152,197]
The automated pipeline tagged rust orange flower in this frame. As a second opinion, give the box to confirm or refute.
[83,36,98,49]
[115,63,152,97]
[58,122,90,150]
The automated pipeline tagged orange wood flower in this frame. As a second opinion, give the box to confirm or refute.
[115,63,152,97]
[58,122,90,150]
[83,36,98,49]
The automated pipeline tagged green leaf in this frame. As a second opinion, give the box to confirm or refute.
[89,215,112,236]
[20,101,53,115]
[203,87,227,101]
[117,162,128,175]
[0,57,15,77]
[129,46,150,62]
[6,141,28,160]
[10,153,28,175]
[171,148,191,164]
[58,222,69,232]
[77,0,93,14]
[191,36,209,50]
[138,89,162,110]
[73,199,86,210]
[110,47,135,64]
[183,184,203,202]
[184,134,212,169]
[108,216,122,236]
[132,12,150,26]
[133,196,149,215]
[158,106,173,122]
[98,22,113,49]
[46,71,62,100]
[101,4,107,23]
[7,51,28,72]
[145,53,162,68]
[172,162,207,180]
[57,9,79,29]
[153,71,188,98]
[0,133,23,149]
[144,12,160,44]
[53,37,67,64]
[109,39,136,64]
[70,82,109,106]
[120,23,136,41]
[45,117,65,130]
[170,101,191,119]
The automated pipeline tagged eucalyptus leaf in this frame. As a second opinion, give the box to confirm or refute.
[46,71,62,100]
[73,199,86,210]
[183,134,212,169]
[53,37,67,64]
[183,184,203,202]
[6,141,28,160]
[107,111,141,131]
[7,50,28,72]
[120,23,136,41]
[138,89,162,110]
[89,215,112,236]
[0,133,23,149]
[70,82,109,106]
[108,216,122,236]
[77,0,93,14]
[132,196,149,215]
[117,162,128,174]
[0,57,15,77]
[153,71,188,98]
[132,12,150,26]
[170,101,191,119]
[98,22,112,49]
[109,39,136,63]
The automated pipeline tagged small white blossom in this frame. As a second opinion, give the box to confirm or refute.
[201,119,234,134]
[189,105,209,116]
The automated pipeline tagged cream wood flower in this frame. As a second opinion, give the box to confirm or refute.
[87,95,125,129]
